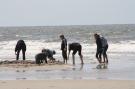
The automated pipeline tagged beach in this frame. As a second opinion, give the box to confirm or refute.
[0,0,135,88]
[0,61,135,89]
[0,80,135,89]
[0,58,135,80]
[0,25,135,88]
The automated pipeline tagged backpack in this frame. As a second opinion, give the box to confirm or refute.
[100,37,108,47]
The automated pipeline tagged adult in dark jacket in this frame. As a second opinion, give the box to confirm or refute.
[60,35,67,64]
[68,43,83,65]
[15,40,26,60]
[94,34,102,63]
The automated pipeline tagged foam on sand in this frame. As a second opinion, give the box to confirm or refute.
[0,60,64,68]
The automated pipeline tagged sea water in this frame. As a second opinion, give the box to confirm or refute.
[0,24,135,80]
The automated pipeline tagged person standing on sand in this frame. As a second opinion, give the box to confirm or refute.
[68,43,84,65]
[60,35,67,64]
[94,33,102,63]
[15,40,26,60]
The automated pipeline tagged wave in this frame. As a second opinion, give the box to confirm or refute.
[0,40,135,61]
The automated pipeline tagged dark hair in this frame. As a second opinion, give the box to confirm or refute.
[60,34,64,38]
[94,33,98,36]
[53,50,56,54]
[94,33,100,38]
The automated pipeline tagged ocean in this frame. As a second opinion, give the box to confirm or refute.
[0,24,135,80]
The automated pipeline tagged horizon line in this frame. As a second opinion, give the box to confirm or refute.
[0,23,135,28]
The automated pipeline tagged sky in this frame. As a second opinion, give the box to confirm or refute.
[0,0,135,26]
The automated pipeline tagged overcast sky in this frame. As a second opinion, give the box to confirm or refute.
[0,0,135,26]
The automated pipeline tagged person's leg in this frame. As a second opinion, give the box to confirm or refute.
[22,50,25,60]
[99,48,103,63]
[62,50,67,64]
[102,48,106,63]
[104,45,108,63]
[16,50,20,60]
[78,48,84,64]
[96,50,101,63]
[72,50,77,65]
[99,53,102,63]
[96,51,99,59]
[64,50,67,64]
[62,50,65,63]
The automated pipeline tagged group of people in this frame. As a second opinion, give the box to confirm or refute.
[94,33,108,64]
[60,35,83,65]
[15,33,108,65]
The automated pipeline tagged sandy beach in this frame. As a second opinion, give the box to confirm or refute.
[0,56,135,89]
[0,80,135,89]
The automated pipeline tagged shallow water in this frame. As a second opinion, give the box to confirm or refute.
[0,55,135,80]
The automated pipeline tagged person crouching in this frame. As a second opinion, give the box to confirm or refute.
[35,48,56,65]
[42,48,56,62]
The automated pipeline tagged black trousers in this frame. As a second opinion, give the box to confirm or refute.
[16,50,25,60]
[62,50,67,60]
[96,48,103,60]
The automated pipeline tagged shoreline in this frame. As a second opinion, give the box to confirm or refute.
[0,80,135,89]
[0,60,66,68]
[0,60,135,80]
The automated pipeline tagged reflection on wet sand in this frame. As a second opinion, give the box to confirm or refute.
[72,64,84,71]
[0,59,134,80]
[16,70,26,73]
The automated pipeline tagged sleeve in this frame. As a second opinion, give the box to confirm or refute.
[64,39,67,48]
[15,44,18,52]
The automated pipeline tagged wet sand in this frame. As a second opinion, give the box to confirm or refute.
[0,59,135,80]
[0,80,135,89]
[0,60,135,89]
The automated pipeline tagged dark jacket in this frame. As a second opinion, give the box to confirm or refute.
[15,40,26,52]
[96,37,102,50]
[68,43,81,51]
[61,38,67,50]
[42,49,55,58]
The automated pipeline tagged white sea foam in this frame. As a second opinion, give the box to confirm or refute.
[109,40,135,53]
[0,40,135,61]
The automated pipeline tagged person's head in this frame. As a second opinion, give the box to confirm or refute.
[94,33,100,40]
[60,34,64,40]
[52,50,56,55]
[42,48,46,53]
